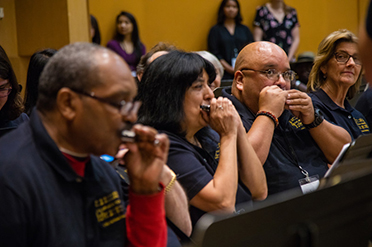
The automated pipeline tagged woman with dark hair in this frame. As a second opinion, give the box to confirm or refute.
[208,0,253,80]
[308,29,369,139]
[253,0,300,61]
[0,46,28,138]
[90,15,101,45]
[137,50,266,227]
[24,48,57,116]
[107,11,146,77]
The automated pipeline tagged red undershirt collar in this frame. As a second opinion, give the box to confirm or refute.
[61,152,90,177]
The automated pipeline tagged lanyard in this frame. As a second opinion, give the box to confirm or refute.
[278,124,310,180]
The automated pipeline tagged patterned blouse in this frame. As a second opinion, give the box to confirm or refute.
[253,5,299,54]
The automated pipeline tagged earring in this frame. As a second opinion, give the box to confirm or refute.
[323,74,327,79]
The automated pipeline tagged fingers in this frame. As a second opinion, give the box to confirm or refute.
[210,97,234,114]
[286,90,313,110]
[285,90,315,122]
[131,124,160,145]
[259,86,288,117]
[209,97,239,136]
[126,124,169,152]
[115,148,129,159]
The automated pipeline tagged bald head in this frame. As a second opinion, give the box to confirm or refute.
[235,42,288,72]
[232,42,290,112]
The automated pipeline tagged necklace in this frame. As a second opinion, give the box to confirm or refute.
[120,41,134,54]
[119,42,126,51]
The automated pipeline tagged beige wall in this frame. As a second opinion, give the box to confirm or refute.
[0,0,28,96]
[0,0,89,96]
[90,0,369,55]
[0,0,369,95]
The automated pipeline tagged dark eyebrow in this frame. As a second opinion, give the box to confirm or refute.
[0,82,10,88]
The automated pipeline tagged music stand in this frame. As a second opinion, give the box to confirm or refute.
[188,134,372,247]
[321,133,372,188]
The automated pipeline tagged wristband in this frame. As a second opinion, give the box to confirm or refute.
[256,110,279,128]
[165,169,177,194]
[303,108,324,129]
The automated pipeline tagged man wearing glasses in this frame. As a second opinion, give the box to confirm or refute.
[0,43,169,246]
[221,41,351,196]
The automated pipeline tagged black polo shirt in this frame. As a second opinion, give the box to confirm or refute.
[309,89,370,140]
[0,111,127,246]
[222,87,328,196]
[0,112,29,138]
[355,87,372,128]
[161,130,252,227]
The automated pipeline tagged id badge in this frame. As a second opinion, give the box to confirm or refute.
[299,175,319,194]
[231,57,236,69]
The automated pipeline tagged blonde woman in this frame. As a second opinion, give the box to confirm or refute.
[308,29,369,139]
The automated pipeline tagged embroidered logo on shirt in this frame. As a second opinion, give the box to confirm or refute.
[95,191,125,227]
[289,116,306,130]
[214,142,221,160]
[354,118,370,133]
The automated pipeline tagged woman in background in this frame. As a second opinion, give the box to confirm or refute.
[308,29,369,139]
[107,11,146,77]
[208,0,253,80]
[253,0,300,61]
[24,48,57,116]
[0,46,28,138]
[90,15,101,45]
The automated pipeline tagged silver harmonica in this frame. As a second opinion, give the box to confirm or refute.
[121,129,136,143]
[200,105,210,112]
[121,129,160,145]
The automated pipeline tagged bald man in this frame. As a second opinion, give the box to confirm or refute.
[221,41,351,195]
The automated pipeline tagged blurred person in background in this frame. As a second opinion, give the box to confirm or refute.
[90,15,101,45]
[253,0,300,62]
[107,11,146,77]
[24,48,57,116]
[290,51,315,91]
[0,45,28,138]
[208,0,254,81]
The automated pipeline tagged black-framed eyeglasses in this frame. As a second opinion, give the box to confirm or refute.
[70,88,128,112]
[0,86,12,98]
[334,51,362,65]
[240,68,296,82]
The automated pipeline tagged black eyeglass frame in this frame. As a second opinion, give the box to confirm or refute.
[0,87,12,98]
[333,51,362,65]
[240,68,296,82]
[70,88,127,111]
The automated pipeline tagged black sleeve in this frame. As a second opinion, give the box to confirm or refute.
[0,185,29,246]
[245,25,254,44]
[208,25,223,60]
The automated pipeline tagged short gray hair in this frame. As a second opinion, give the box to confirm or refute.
[37,42,109,112]
[195,51,224,78]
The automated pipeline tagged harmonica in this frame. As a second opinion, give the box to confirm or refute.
[200,105,210,112]
[121,129,160,146]
[121,129,136,143]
